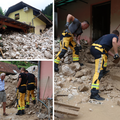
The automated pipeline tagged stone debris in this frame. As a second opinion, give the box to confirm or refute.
[89,108,92,112]
[117,100,120,106]
[62,64,75,76]
[78,85,89,92]
[1,27,53,59]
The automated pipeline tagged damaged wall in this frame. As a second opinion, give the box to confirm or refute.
[33,15,46,35]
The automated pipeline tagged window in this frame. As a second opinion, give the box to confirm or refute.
[15,13,19,20]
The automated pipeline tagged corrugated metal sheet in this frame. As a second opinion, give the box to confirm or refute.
[0,62,20,74]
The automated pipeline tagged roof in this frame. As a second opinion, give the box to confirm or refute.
[55,0,88,7]
[0,62,20,74]
[0,14,34,33]
[5,1,52,27]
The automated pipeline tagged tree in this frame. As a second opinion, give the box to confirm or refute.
[0,7,4,15]
[42,3,53,21]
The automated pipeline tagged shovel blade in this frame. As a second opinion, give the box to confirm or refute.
[113,58,120,64]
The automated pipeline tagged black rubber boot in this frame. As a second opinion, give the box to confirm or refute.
[54,63,59,72]
[73,61,84,66]
[33,100,36,104]
[22,110,25,115]
[25,105,29,108]
[16,110,22,115]
[80,63,84,66]
[90,94,105,101]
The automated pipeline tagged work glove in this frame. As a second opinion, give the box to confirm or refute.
[78,44,82,50]
[114,53,119,59]
[65,22,69,29]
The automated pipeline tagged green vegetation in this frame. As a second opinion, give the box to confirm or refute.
[0,7,6,15]
[42,3,53,21]
[2,61,37,69]
[0,7,4,15]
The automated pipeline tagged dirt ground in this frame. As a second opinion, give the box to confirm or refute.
[0,108,38,120]
[54,47,120,120]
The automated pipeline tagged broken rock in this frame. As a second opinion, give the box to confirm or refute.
[69,62,81,71]
[78,85,89,92]
[62,64,75,76]
[75,71,84,78]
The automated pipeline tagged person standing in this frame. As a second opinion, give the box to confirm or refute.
[25,70,37,108]
[16,67,28,115]
[0,73,8,116]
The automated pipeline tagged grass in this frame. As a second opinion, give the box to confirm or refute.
[1,61,37,69]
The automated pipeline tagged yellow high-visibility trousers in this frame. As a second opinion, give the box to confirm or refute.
[26,90,35,105]
[18,93,25,110]
[55,33,79,64]
[91,54,108,94]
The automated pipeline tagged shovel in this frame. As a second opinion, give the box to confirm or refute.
[113,58,120,64]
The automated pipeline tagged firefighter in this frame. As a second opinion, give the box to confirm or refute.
[25,70,37,108]
[16,67,28,115]
[90,30,119,100]
[54,14,89,72]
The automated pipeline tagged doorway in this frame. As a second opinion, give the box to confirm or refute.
[92,1,111,42]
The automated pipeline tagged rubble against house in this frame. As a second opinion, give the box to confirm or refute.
[0,27,53,59]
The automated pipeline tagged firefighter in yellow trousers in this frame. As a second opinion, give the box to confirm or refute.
[90,30,119,100]
[54,14,89,72]
[16,67,28,115]
[25,70,37,108]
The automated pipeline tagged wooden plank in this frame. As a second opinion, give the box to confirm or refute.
[55,101,80,110]
[54,107,79,116]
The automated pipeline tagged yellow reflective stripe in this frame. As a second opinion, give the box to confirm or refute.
[95,47,103,52]
[91,84,99,89]
[28,82,35,85]
[21,84,26,87]
[73,57,79,61]
[26,102,29,105]
[18,107,22,110]
[92,43,102,48]
[22,106,25,110]
[62,31,74,37]
[32,97,35,100]
[104,63,107,67]
[54,59,60,64]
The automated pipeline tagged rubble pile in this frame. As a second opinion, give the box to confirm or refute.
[0,27,53,59]
[54,43,120,119]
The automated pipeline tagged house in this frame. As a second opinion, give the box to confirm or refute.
[5,1,52,35]
[55,0,120,43]
[0,62,20,75]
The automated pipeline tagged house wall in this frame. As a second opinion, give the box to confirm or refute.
[8,8,34,25]
[8,8,46,34]
[39,61,53,100]
[56,0,112,42]
[33,15,46,34]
